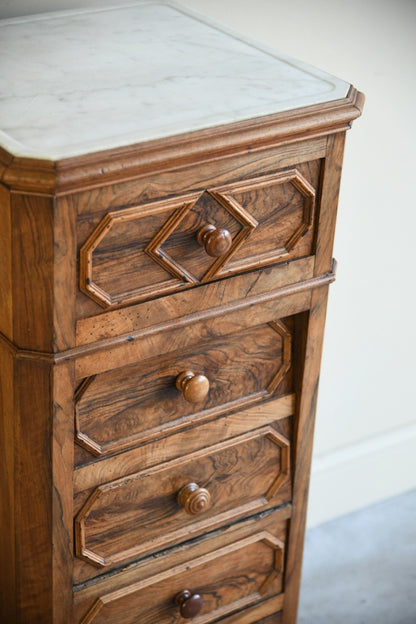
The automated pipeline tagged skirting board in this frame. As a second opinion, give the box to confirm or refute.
[306,421,416,527]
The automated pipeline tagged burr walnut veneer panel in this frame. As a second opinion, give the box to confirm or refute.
[78,162,320,309]
[74,425,291,578]
[73,508,290,624]
[74,319,291,459]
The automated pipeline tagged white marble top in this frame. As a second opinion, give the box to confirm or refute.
[0,1,350,160]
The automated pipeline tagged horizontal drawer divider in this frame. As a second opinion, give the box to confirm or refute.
[75,264,336,380]
[73,502,292,593]
[74,393,295,489]
[0,261,335,365]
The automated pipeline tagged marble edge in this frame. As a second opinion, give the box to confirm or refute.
[1,94,358,163]
[0,0,351,161]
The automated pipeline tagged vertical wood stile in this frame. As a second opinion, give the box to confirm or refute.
[281,287,330,623]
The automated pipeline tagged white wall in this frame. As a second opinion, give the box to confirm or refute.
[2,0,415,526]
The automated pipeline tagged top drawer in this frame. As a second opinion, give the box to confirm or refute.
[78,160,321,310]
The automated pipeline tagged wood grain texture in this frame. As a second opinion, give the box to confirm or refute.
[0,345,16,622]
[74,396,294,487]
[314,132,347,275]
[214,165,318,276]
[80,534,284,624]
[281,288,330,624]
[11,192,55,352]
[10,359,76,624]
[73,507,290,623]
[74,138,327,321]
[74,137,326,218]
[75,320,291,457]
[74,426,291,579]
[78,162,319,310]
[0,88,363,194]
[13,358,54,622]
[0,352,75,622]
[74,288,313,379]
[51,361,75,622]
[53,196,77,351]
[0,183,12,339]
[6,191,76,354]
[0,71,363,621]
[76,256,314,347]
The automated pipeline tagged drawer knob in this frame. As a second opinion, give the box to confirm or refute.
[197,224,232,257]
[175,370,210,403]
[175,590,203,618]
[177,482,211,515]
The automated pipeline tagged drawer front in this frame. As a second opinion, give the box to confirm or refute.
[74,511,289,624]
[75,319,292,459]
[79,161,320,309]
[75,426,291,572]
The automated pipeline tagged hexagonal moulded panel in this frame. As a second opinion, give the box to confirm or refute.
[74,320,292,459]
[77,530,286,623]
[79,162,318,308]
[75,426,290,569]
[212,166,317,277]
[79,190,256,308]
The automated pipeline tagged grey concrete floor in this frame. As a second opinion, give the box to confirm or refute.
[297,490,416,624]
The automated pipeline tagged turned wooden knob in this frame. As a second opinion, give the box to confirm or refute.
[175,370,209,403]
[177,482,211,515]
[175,589,203,618]
[196,224,232,257]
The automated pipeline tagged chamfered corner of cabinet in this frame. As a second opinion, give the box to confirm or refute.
[346,85,365,125]
[354,89,366,116]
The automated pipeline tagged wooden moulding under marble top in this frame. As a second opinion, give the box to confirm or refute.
[0,88,364,195]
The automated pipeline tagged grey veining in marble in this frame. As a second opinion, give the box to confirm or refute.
[0,1,350,160]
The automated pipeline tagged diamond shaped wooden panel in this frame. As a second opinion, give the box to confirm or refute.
[79,162,318,309]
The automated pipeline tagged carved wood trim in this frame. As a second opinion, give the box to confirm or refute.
[267,321,292,395]
[76,256,314,346]
[74,426,290,568]
[198,190,258,281]
[79,166,316,310]
[79,194,201,308]
[212,169,315,275]
[79,531,285,623]
[74,320,292,457]
[145,190,258,285]
[73,394,295,491]
[80,189,258,309]
[0,260,336,363]
[145,200,201,284]
[0,88,364,194]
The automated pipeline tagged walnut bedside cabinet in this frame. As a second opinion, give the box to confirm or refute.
[0,2,363,622]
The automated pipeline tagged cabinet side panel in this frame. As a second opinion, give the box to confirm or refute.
[0,183,12,339]
[0,346,16,622]
[52,361,75,623]
[314,132,346,275]
[14,358,53,622]
[11,193,54,352]
[282,287,330,623]
[53,196,77,351]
